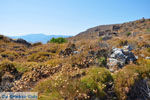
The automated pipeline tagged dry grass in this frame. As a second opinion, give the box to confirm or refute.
[114,59,150,100]
[33,67,113,100]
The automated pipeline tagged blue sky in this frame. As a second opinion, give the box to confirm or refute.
[0,0,150,36]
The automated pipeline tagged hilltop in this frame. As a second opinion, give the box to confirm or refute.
[69,18,150,41]
[0,18,150,100]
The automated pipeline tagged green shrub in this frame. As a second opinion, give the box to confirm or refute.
[80,67,113,99]
[49,37,67,44]
[98,57,107,66]
[126,32,131,37]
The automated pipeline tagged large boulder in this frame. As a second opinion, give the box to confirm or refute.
[107,45,137,72]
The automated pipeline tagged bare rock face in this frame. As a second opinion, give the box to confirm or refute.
[107,45,137,72]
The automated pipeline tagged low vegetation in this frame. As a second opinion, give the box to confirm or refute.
[0,51,19,61]
[126,32,131,37]
[48,37,67,44]
[27,52,52,62]
[33,67,113,100]
[114,59,150,100]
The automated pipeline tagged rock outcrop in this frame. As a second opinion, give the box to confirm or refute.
[107,45,137,72]
[14,39,31,47]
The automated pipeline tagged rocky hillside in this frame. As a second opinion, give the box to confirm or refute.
[0,18,150,100]
[69,18,150,41]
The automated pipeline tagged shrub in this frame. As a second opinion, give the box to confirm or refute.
[48,37,67,44]
[79,67,113,99]
[126,32,131,37]
[98,57,107,66]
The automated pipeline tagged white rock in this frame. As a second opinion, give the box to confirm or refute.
[108,45,136,69]
[145,57,150,59]
[135,56,138,59]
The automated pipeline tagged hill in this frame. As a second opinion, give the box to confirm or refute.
[69,18,150,42]
[0,18,150,100]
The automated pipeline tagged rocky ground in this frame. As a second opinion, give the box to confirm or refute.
[0,18,150,100]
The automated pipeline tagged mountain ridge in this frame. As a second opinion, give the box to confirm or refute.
[8,33,71,43]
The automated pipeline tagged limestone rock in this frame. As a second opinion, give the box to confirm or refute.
[107,45,137,71]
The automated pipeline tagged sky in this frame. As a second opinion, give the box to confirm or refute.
[0,0,150,36]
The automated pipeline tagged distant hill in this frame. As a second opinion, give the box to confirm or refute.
[8,34,71,43]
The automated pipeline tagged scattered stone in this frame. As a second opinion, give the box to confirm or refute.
[59,43,78,57]
[11,64,62,92]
